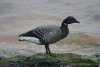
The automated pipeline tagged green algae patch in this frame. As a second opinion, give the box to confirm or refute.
[0,53,98,67]
[0,55,27,65]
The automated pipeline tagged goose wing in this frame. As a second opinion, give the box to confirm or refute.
[33,25,59,39]
[21,25,59,40]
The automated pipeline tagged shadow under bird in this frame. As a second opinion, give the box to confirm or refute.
[18,16,80,56]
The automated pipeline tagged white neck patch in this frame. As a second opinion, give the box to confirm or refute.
[63,23,67,26]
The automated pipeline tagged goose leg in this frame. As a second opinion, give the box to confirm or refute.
[45,44,51,56]
[47,45,51,56]
[45,45,48,54]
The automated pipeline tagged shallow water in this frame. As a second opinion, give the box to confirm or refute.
[0,0,100,57]
[0,0,100,35]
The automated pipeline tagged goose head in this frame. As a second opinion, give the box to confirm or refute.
[62,16,80,26]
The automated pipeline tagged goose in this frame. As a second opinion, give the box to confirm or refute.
[18,16,80,56]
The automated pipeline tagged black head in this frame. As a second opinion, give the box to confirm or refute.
[62,16,80,25]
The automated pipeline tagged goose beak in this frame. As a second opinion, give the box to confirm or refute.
[75,20,80,23]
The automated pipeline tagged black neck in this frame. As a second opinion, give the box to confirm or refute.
[60,22,68,29]
[60,22,69,38]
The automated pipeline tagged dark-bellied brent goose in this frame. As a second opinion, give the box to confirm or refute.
[18,16,80,56]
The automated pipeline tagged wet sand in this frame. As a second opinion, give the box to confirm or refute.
[0,33,100,57]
